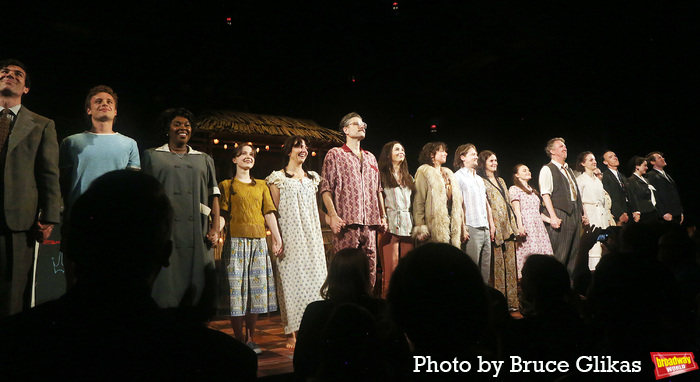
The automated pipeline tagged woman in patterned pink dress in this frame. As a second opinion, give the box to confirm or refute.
[508,164,554,278]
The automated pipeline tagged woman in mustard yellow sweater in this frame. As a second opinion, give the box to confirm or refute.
[219,143,283,355]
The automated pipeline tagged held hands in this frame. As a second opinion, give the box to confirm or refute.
[461,229,469,243]
[206,228,219,247]
[328,215,345,234]
[272,238,284,260]
[632,212,641,223]
[550,216,562,229]
[518,226,527,237]
[35,222,54,243]
[379,216,388,233]
[581,215,590,227]
[619,212,629,224]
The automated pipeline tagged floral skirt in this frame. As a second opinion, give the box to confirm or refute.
[227,237,277,316]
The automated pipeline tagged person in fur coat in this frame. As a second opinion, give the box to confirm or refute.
[412,142,467,248]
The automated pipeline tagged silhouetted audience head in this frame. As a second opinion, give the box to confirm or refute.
[520,255,571,314]
[658,228,695,265]
[387,243,488,357]
[618,221,659,260]
[315,303,382,382]
[64,170,173,284]
[320,248,372,303]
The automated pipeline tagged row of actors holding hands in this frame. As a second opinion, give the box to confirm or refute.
[57,93,680,352]
[319,114,684,315]
[2,58,682,355]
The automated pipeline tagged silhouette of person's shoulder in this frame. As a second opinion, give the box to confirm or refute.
[0,284,256,381]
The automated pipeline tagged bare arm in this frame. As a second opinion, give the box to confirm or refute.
[511,200,526,236]
[322,191,345,234]
[265,212,284,258]
[486,199,496,241]
[207,195,221,246]
[269,184,280,208]
[378,190,388,232]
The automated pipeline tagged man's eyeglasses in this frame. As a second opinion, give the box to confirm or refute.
[346,122,368,129]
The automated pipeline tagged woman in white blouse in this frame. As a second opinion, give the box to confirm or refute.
[377,141,414,297]
[575,151,610,270]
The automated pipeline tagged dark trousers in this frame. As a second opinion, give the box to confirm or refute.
[546,206,581,275]
[0,229,35,317]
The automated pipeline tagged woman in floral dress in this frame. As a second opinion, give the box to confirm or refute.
[508,164,554,278]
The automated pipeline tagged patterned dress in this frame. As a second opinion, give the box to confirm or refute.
[483,177,519,309]
[219,178,278,316]
[266,171,327,334]
[508,186,554,278]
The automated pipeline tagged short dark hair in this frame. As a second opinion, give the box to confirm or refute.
[628,156,646,175]
[64,170,173,282]
[388,243,488,355]
[338,112,362,132]
[417,142,447,167]
[645,151,663,166]
[600,150,614,165]
[158,108,196,136]
[0,59,31,88]
[84,85,118,116]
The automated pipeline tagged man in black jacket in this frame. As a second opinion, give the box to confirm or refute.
[601,150,639,224]
[645,151,683,224]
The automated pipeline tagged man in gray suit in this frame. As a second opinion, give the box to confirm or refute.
[539,137,588,274]
[0,59,61,317]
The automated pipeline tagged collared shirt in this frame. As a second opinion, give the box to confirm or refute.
[539,160,577,201]
[152,144,220,197]
[634,173,657,206]
[319,144,382,226]
[0,104,22,124]
[455,168,489,228]
[653,168,672,182]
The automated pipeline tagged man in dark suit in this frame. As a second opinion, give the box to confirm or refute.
[645,151,683,224]
[539,137,589,274]
[0,59,60,317]
[601,150,639,224]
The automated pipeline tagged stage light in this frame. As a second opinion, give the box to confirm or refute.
[312,151,317,157]
[223,144,228,149]
[213,139,219,144]
[265,145,270,150]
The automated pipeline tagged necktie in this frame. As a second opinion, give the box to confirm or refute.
[0,108,12,151]
[562,164,577,200]
[616,171,629,201]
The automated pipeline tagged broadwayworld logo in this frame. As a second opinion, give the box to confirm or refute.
[650,352,698,380]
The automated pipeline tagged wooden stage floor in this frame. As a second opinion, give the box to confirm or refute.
[207,310,524,380]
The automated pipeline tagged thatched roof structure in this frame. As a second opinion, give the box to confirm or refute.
[195,110,344,145]
[190,110,344,180]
